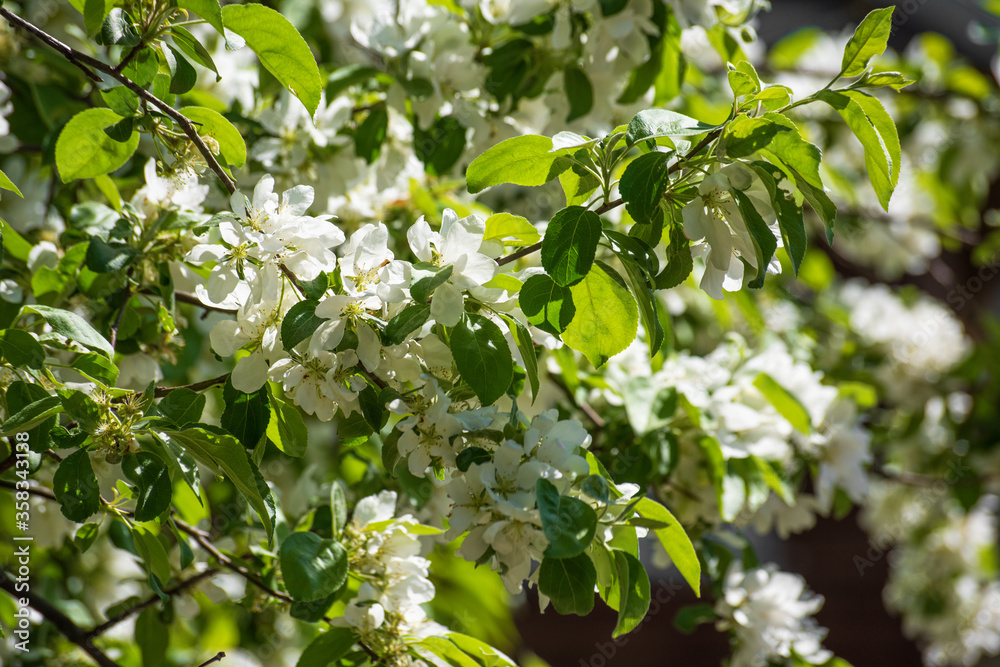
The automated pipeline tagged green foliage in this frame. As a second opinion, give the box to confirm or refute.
[451,313,513,406]
[561,263,638,367]
[53,449,101,522]
[465,135,573,193]
[55,108,140,182]
[122,452,172,522]
[536,479,597,558]
[279,532,348,602]
[220,3,323,115]
[538,553,597,616]
[541,206,602,287]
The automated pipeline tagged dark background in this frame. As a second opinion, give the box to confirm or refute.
[513,3,1000,666]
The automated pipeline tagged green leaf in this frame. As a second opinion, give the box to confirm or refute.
[655,224,693,290]
[55,108,140,182]
[4,383,59,453]
[537,553,596,616]
[414,115,467,177]
[729,188,776,289]
[267,388,308,458]
[499,314,539,401]
[157,388,206,428]
[159,428,275,543]
[0,394,62,437]
[135,607,168,667]
[54,449,101,522]
[122,452,172,522]
[446,633,517,667]
[625,109,717,146]
[857,70,914,91]
[20,304,114,357]
[753,373,812,434]
[131,525,172,584]
[465,135,574,193]
[279,532,348,602]
[98,9,140,46]
[816,89,899,211]
[484,213,540,247]
[519,275,575,337]
[634,497,700,595]
[612,550,650,637]
[83,0,109,36]
[221,379,270,449]
[178,0,225,37]
[455,447,492,472]
[411,264,454,304]
[181,107,247,168]
[355,104,388,164]
[165,45,198,95]
[749,162,806,276]
[536,479,597,559]
[74,523,101,553]
[840,7,895,77]
[0,168,23,198]
[615,248,664,357]
[564,67,594,121]
[619,152,671,224]
[221,3,323,115]
[58,389,103,433]
[562,262,638,368]
[296,627,357,667]
[418,637,480,667]
[384,304,431,345]
[169,26,219,75]
[0,329,45,369]
[451,313,513,406]
[282,299,327,351]
[541,206,602,287]
[86,237,140,273]
[673,603,716,634]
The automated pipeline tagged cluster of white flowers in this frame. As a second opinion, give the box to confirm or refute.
[862,490,1000,666]
[716,563,832,667]
[334,491,450,664]
[839,279,969,402]
[600,335,871,529]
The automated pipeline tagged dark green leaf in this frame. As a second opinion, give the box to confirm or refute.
[267,388,308,457]
[384,304,431,345]
[0,329,45,369]
[538,553,596,615]
[86,237,140,273]
[450,313,513,406]
[122,452,172,522]
[355,104,388,164]
[536,479,597,559]
[541,206,602,287]
[518,275,575,337]
[281,299,327,351]
[619,151,671,224]
[411,264,453,304]
[221,379,270,449]
[564,67,594,122]
[296,627,357,667]
[157,388,206,429]
[279,532,349,602]
[729,188,776,289]
[54,449,101,522]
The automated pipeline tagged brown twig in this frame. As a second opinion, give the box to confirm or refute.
[0,8,237,194]
[87,568,219,638]
[196,653,226,667]
[0,571,122,667]
[140,288,238,315]
[153,373,231,398]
